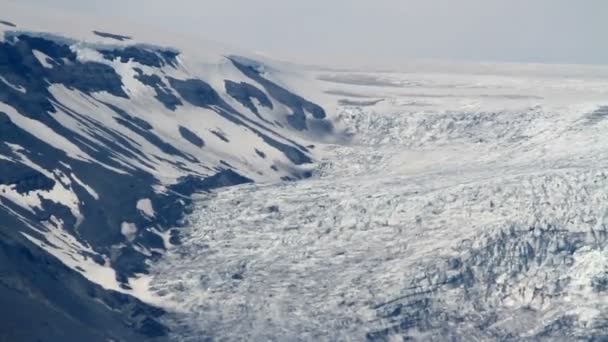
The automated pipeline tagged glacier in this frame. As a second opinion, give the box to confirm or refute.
[2,2,608,341]
[151,66,608,341]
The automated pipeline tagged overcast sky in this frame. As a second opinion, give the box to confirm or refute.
[15,0,608,66]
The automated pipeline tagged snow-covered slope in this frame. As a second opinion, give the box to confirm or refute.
[0,5,338,341]
[151,66,608,341]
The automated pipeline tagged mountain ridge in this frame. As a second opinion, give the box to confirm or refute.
[0,14,334,340]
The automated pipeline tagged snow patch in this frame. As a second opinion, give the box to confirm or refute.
[121,222,138,242]
[136,198,155,218]
[71,173,99,200]
[32,49,54,68]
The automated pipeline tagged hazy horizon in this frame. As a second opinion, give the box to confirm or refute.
[10,0,608,67]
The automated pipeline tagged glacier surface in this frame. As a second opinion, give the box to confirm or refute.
[151,66,608,341]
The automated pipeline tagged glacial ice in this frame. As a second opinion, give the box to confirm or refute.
[151,66,608,341]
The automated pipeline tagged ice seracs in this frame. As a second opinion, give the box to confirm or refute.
[151,63,608,341]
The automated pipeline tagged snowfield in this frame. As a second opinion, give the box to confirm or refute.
[151,66,608,341]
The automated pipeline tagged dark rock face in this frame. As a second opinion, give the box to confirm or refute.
[170,170,252,197]
[0,20,16,27]
[229,57,332,133]
[0,160,55,194]
[168,77,223,108]
[211,129,230,143]
[134,68,182,110]
[179,126,205,148]
[587,106,608,125]
[100,46,179,68]
[225,80,273,118]
[93,30,132,41]
[105,100,154,130]
[255,149,266,158]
